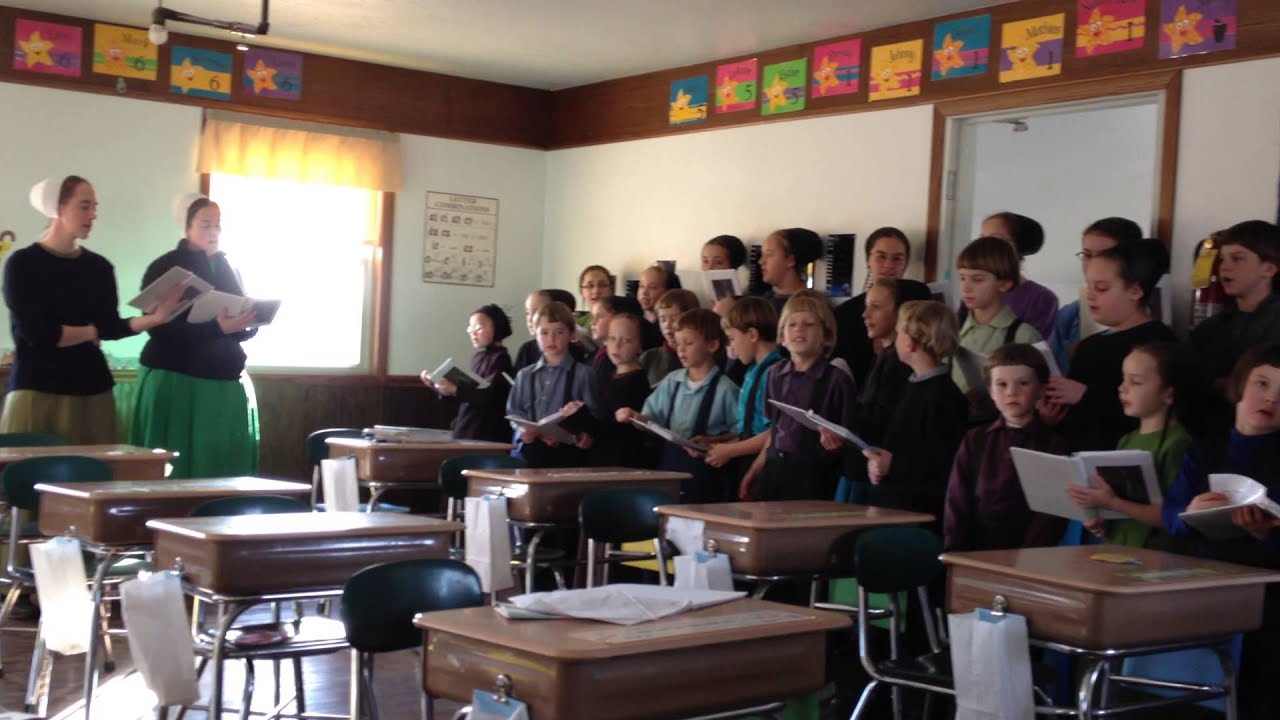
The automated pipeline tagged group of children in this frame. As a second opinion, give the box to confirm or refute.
[422,218,1280,718]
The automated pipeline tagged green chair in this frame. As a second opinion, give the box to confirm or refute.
[306,428,409,513]
[578,487,674,588]
[343,559,483,720]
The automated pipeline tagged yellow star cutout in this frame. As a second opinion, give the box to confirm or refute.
[765,75,789,111]
[813,55,839,95]
[172,58,200,94]
[1163,4,1203,56]
[1077,7,1116,55]
[246,58,278,94]
[933,33,966,76]
[717,76,738,106]
[19,31,55,67]
[1004,41,1041,80]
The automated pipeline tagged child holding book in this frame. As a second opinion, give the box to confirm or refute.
[944,344,1068,551]
[420,304,514,443]
[742,291,855,502]
[704,297,783,476]
[514,288,585,371]
[506,301,602,468]
[640,288,700,387]
[1044,239,1176,451]
[1162,344,1280,720]
[618,309,739,502]
[952,236,1043,401]
[593,312,657,468]
[1066,342,1198,550]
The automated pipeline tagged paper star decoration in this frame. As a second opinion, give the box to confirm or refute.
[813,55,840,95]
[1163,4,1203,56]
[933,33,966,76]
[876,64,901,92]
[246,59,278,93]
[717,76,738,106]
[107,47,124,64]
[765,75,789,110]
[173,58,200,94]
[1004,41,1041,79]
[1077,7,1115,55]
[18,31,54,67]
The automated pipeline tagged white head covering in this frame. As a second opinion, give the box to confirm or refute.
[172,192,208,227]
[28,177,64,219]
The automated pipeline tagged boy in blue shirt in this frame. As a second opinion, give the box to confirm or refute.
[705,297,782,475]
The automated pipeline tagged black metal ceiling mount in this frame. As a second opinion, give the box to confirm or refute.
[150,0,271,43]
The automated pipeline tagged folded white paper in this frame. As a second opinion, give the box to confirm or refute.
[320,456,360,512]
[508,584,745,625]
[30,537,93,656]
[120,572,199,706]
[465,496,515,593]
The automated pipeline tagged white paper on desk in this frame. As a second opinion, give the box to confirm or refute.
[320,456,359,512]
[1179,474,1280,540]
[949,609,1034,720]
[29,537,93,655]
[120,572,198,706]
[663,516,705,557]
[507,584,745,625]
[465,496,514,594]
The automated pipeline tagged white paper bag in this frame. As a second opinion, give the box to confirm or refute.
[673,550,734,592]
[948,610,1035,720]
[663,517,705,557]
[320,456,359,512]
[29,537,93,656]
[464,496,514,593]
[120,572,198,706]
[469,690,529,720]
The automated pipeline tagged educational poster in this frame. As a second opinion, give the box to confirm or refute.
[92,23,158,80]
[169,46,232,100]
[761,58,807,115]
[668,75,708,125]
[932,16,991,79]
[715,59,757,113]
[1159,0,1236,59]
[422,192,499,287]
[1076,1,1147,57]
[13,19,81,77]
[243,48,303,100]
[811,39,861,97]
[999,14,1066,83]
[868,40,923,102]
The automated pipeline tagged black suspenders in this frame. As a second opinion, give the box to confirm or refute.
[667,370,724,437]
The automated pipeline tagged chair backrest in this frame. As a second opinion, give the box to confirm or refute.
[189,495,310,517]
[2,456,113,512]
[438,454,527,501]
[854,527,944,595]
[0,433,68,448]
[342,559,483,653]
[305,428,365,470]
[578,487,675,545]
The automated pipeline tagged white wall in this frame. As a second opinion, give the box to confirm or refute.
[1171,57,1280,335]
[543,105,936,300]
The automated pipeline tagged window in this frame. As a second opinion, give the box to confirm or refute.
[208,173,382,371]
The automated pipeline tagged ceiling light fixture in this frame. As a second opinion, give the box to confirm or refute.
[148,0,271,46]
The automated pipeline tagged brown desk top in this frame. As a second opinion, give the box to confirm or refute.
[147,512,462,541]
[327,438,513,452]
[656,501,934,530]
[941,545,1280,595]
[0,444,177,462]
[35,477,310,500]
[414,598,849,661]
[463,467,690,485]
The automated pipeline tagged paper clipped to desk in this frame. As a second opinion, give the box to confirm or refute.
[628,417,709,453]
[1011,448,1160,522]
[187,290,281,327]
[430,357,489,390]
[508,410,577,445]
[128,266,213,321]
[1179,474,1280,540]
[767,400,869,450]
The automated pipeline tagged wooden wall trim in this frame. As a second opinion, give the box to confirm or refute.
[371,193,395,377]
[549,0,1280,149]
[0,5,549,148]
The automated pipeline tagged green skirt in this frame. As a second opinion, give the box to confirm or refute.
[129,367,260,479]
[0,389,117,444]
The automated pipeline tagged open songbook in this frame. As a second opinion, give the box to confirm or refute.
[767,400,869,450]
[507,410,577,445]
[1179,474,1280,540]
[628,418,710,453]
[701,270,742,301]
[1010,448,1160,522]
[429,358,489,391]
[187,290,281,328]
[128,266,213,321]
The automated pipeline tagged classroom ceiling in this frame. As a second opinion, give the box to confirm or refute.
[19,0,1004,90]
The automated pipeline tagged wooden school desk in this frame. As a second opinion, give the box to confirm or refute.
[943,545,1280,717]
[657,501,934,595]
[34,477,311,718]
[414,598,851,720]
[0,443,175,479]
[326,437,514,510]
[463,467,689,593]
[148,512,463,718]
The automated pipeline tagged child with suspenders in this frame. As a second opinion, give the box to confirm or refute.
[705,298,783,486]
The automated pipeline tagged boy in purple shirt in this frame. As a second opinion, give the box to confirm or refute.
[944,343,1068,551]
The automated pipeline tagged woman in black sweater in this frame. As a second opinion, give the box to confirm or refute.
[2,176,179,444]
[423,304,515,442]
[130,194,260,478]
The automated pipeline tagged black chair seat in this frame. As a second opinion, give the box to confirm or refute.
[879,651,954,690]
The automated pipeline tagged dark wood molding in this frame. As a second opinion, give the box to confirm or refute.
[0,4,549,148]
[550,0,1280,149]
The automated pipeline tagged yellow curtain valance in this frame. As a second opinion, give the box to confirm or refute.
[198,110,402,192]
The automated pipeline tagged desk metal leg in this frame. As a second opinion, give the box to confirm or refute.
[366,485,387,513]
[210,601,251,719]
[524,529,547,594]
[1076,658,1106,720]
[1213,642,1239,720]
[82,549,117,719]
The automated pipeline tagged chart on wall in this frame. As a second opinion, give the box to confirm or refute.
[422,192,498,287]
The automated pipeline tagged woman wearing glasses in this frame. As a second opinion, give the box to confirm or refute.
[421,304,514,442]
[577,265,615,347]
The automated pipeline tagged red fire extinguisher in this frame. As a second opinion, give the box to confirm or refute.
[1190,232,1226,330]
